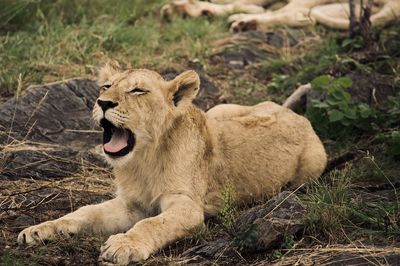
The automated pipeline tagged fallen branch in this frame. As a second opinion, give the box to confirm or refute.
[323,152,358,175]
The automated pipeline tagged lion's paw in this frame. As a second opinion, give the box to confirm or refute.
[227,13,248,24]
[229,14,260,33]
[161,1,202,19]
[99,234,150,265]
[17,220,78,245]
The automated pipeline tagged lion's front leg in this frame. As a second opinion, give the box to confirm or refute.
[99,194,204,265]
[18,197,144,245]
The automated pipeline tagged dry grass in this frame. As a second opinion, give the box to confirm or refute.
[0,164,113,265]
[272,244,400,266]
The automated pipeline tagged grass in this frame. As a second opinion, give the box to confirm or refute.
[304,161,400,244]
[0,0,229,97]
[258,35,342,95]
[305,167,354,241]
[0,251,34,266]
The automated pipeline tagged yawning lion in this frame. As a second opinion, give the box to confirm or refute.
[18,63,327,265]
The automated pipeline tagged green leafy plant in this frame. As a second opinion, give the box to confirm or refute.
[271,235,296,259]
[306,75,379,138]
[386,95,400,125]
[379,131,400,157]
[340,36,364,52]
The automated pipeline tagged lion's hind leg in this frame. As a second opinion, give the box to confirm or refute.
[371,1,400,27]
[310,3,360,30]
[162,0,263,19]
[291,131,327,187]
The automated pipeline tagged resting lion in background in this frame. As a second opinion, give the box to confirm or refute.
[18,62,327,265]
[162,0,400,32]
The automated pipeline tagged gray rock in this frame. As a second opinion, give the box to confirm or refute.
[213,46,269,69]
[162,68,224,111]
[14,214,35,227]
[211,29,312,69]
[0,79,101,149]
[182,239,233,259]
[0,79,105,179]
[183,192,307,259]
[1,147,107,179]
[235,191,306,252]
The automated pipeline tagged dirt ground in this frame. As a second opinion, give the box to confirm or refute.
[2,176,399,265]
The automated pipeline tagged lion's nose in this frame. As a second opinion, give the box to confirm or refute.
[97,99,118,112]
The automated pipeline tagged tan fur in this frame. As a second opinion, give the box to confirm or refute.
[162,0,400,32]
[18,66,327,265]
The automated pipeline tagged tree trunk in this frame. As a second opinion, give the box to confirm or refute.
[349,0,358,37]
[360,0,374,47]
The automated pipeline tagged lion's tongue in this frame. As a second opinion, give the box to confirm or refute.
[104,128,129,153]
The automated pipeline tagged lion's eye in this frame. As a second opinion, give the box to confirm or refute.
[101,84,111,91]
[129,88,147,95]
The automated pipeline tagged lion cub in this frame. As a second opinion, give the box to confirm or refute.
[18,63,327,265]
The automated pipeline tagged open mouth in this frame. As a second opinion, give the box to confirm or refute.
[100,119,135,157]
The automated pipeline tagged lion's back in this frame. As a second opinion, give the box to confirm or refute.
[205,101,322,213]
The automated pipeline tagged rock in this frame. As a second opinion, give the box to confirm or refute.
[211,29,317,69]
[237,30,299,49]
[183,192,307,259]
[162,68,224,111]
[182,239,233,259]
[347,72,398,106]
[235,191,306,252]
[213,46,270,69]
[14,215,35,227]
[0,79,105,179]
[0,146,107,179]
[0,79,101,148]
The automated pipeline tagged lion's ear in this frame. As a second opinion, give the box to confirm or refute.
[170,70,200,107]
[98,61,123,84]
